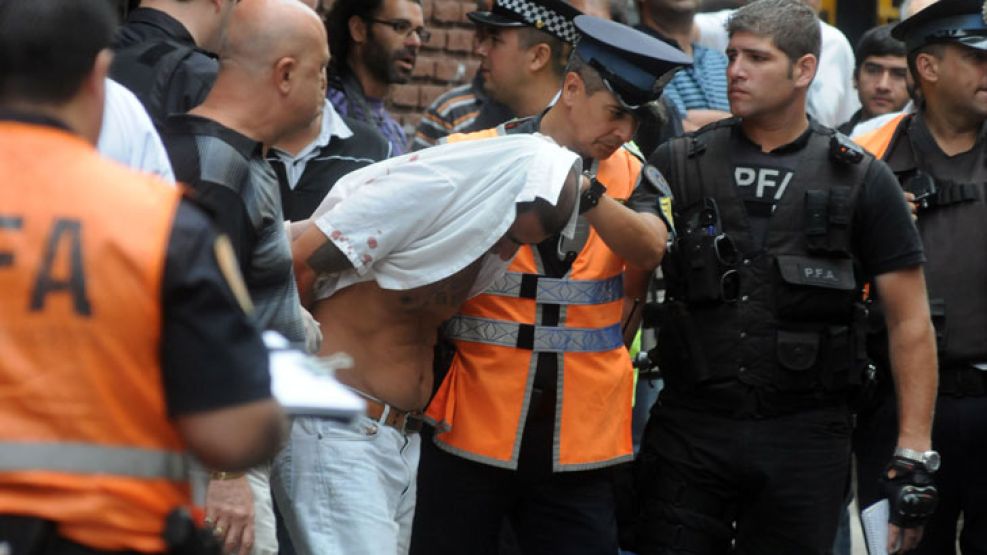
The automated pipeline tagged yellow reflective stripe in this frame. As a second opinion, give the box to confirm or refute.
[0,441,188,481]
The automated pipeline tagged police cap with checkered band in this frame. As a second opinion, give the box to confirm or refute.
[467,0,583,44]
[572,15,693,110]
[892,0,987,53]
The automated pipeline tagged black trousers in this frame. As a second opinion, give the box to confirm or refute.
[636,403,852,555]
[854,392,987,555]
[409,423,619,555]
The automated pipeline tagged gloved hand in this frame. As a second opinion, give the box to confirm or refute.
[881,456,938,529]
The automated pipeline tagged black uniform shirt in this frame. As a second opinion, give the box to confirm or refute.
[110,8,219,126]
[163,201,271,416]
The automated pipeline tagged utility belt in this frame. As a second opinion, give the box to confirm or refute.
[0,509,220,555]
[939,363,987,398]
[657,301,868,395]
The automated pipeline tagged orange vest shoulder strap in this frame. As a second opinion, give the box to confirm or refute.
[443,127,502,144]
[853,113,908,159]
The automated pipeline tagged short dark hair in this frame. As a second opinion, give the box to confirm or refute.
[562,54,607,96]
[727,0,821,62]
[0,0,116,104]
[325,0,421,78]
[854,24,905,77]
[516,27,570,78]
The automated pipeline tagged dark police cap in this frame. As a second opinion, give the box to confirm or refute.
[892,0,987,53]
[572,15,693,110]
[467,0,583,43]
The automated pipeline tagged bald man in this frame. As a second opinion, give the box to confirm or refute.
[157,1,328,554]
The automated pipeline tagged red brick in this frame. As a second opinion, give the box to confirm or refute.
[420,85,448,108]
[412,55,439,78]
[435,58,467,82]
[425,28,449,51]
[391,84,420,108]
[422,0,434,20]
[433,0,462,23]
[446,29,475,53]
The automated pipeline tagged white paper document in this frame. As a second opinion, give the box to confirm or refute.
[861,499,890,554]
[264,332,365,421]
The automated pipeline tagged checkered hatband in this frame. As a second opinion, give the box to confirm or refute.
[498,0,580,42]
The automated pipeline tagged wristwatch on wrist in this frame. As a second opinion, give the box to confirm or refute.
[894,447,941,473]
[579,176,607,215]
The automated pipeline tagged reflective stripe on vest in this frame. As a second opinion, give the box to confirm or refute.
[445,315,623,353]
[484,273,623,305]
[0,441,188,481]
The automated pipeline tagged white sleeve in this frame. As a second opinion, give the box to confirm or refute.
[97,79,176,183]
[807,23,861,128]
[694,10,732,52]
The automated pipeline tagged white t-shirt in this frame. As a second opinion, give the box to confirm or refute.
[97,79,175,182]
[309,133,581,299]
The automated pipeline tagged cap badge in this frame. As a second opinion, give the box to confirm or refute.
[535,18,545,29]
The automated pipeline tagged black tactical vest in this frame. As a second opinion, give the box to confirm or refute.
[657,119,872,397]
[882,115,987,369]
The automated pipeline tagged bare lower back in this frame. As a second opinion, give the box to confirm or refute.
[311,259,483,411]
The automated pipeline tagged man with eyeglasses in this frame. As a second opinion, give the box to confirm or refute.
[634,1,937,553]
[838,24,910,135]
[324,0,426,156]
[411,15,690,555]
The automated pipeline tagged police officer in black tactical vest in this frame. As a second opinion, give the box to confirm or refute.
[630,0,939,553]
[853,1,987,552]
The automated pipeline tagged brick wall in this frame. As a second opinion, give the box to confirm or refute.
[323,0,483,138]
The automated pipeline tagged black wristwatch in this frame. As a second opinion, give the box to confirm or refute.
[579,177,607,215]
[894,447,941,473]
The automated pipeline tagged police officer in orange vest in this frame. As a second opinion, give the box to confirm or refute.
[0,1,285,553]
[633,1,938,553]
[410,12,690,555]
[854,1,987,552]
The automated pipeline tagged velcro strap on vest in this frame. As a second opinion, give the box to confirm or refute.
[445,315,623,352]
[484,273,623,305]
[805,186,853,254]
[931,180,981,207]
[0,441,188,481]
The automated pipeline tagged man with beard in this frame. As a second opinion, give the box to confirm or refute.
[325,0,426,155]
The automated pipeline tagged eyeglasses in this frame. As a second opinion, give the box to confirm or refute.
[368,18,432,43]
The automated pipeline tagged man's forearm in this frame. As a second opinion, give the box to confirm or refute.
[887,317,938,451]
[584,199,667,270]
[877,267,938,452]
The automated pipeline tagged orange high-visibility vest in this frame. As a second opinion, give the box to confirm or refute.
[853,113,908,158]
[0,122,188,553]
[427,125,639,470]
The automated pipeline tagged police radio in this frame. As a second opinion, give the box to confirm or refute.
[829,134,865,165]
